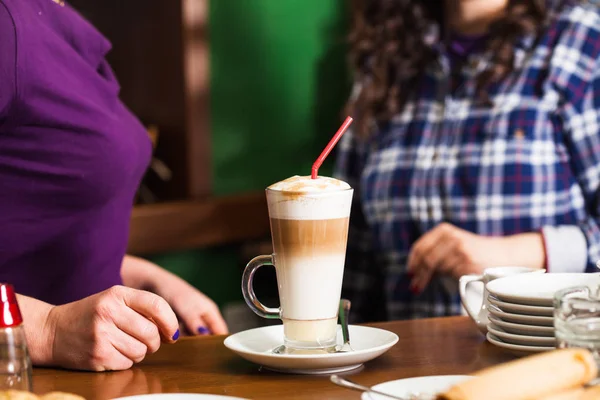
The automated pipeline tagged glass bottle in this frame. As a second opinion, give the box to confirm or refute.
[0,284,33,391]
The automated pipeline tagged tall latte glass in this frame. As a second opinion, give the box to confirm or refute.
[242,175,353,352]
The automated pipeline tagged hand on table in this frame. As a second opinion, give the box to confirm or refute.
[47,285,179,371]
[407,223,545,294]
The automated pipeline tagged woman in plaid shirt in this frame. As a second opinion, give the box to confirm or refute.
[335,0,600,321]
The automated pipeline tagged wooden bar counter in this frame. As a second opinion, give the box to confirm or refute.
[32,317,518,400]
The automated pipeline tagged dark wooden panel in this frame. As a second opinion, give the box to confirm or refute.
[69,0,212,201]
[182,0,212,199]
[128,192,270,255]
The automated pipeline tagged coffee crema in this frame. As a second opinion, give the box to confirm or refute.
[270,217,349,258]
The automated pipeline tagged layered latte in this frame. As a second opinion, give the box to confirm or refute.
[267,176,353,348]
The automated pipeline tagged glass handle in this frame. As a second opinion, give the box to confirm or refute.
[242,255,280,319]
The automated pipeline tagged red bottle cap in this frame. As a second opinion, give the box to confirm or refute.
[0,284,23,328]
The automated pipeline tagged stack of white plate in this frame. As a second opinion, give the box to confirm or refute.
[484,273,600,354]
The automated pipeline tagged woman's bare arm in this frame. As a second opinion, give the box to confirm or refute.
[16,294,55,366]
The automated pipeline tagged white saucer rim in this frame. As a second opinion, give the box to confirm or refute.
[487,323,556,345]
[223,325,399,360]
[486,273,600,306]
[487,293,554,308]
[491,295,553,307]
[487,296,553,316]
[263,363,363,375]
[487,315,555,335]
[487,333,554,352]
[487,304,554,324]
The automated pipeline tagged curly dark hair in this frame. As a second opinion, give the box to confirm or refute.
[348,0,552,136]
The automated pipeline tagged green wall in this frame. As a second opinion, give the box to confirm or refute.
[211,0,348,194]
[149,0,349,307]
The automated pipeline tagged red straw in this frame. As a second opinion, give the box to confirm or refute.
[311,116,353,179]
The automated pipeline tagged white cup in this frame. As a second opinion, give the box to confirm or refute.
[459,266,545,334]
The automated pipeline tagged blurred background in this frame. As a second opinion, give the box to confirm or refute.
[67,0,351,332]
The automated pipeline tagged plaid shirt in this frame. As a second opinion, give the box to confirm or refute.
[334,2,600,322]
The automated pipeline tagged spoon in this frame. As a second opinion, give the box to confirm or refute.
[330,375,434,400]
[337,299,353,352]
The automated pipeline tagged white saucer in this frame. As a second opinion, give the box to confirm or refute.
[487,296,553,316]
[487,315,554,337]
[487,324,556,347]
[360,375,471,400]
[486,273,600,306]
[487,333,554,355]
[488,305,554,326]
[114,395,249,400]
[224,325,398,374]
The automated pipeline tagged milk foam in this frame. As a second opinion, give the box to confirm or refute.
[267,176,352,220]
[268,175,351,193]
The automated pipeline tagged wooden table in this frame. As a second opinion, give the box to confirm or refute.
[32,317,518,400]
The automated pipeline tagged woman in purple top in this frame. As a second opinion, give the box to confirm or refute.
[0,0,227,371]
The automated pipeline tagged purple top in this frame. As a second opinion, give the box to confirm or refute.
[0,0,151,305]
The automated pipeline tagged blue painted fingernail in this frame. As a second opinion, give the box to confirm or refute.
[197,326,209,335]
[172,329,180,341]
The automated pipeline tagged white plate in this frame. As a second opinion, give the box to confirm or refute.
[486,273,600,306]
[487,295,553,316]
[488,305,554,327]
[487,323,556,347]
[487,315,555,337]
[224,325,398,374]
[360,375,471,400]
[487,333,554,355]
[114,395,249,400]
